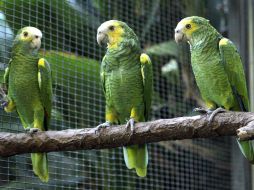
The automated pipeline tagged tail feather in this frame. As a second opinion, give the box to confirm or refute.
[123,144,148,177]
[31,153,49,182]
[123,146,136,169]
[237,140,254,164]
[136,167,147,177]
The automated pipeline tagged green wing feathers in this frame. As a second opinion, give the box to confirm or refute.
[123,53,152,177]
[100,55,106,95]
[33,58,52,181]
[140,53,153,121]
[219,38,254,163]
[3,67,10,87]
[123,145,148,177]
[2,60,11,97]
[38,58,53,130]
[219,38,249,111]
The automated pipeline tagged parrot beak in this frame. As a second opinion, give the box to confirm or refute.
[174,22,188,43]
[30,36,41,50]
[174,29,185,43]
[97,31,109,47]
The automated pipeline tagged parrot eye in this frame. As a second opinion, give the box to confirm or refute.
[23,32,28,37]
[109,26,115,31]
[35,35,39,39]
[185,24,191,29]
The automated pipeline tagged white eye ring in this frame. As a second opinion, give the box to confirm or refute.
[23,32,28,37]
[109,26,114,31]
[185,24,191,29]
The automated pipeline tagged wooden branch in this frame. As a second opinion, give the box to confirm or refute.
[0,111,254,157]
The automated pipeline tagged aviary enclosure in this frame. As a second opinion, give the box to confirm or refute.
[0,0,252,189]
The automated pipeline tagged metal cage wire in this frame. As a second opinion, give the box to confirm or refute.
[0,0,249,189]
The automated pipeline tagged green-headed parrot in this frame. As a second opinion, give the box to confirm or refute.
[2,26,52,182]
[96,20,153,177]
[174,16,254,163]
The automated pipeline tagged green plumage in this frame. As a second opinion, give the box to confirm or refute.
[102,47,145,122]
[183,16,253,163]
[4,27,52,182]
[99,21,153,177]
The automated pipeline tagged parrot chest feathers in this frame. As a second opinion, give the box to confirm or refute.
[101,45,146,121]
[104,63,144,119]
[105,64,143,99]
[8,55,41,106]
[191,47,236,108]
[9,56,38,85]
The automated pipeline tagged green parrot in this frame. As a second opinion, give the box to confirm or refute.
[2,26,52,182]
[96,20,153,177]
[174,16,254,163]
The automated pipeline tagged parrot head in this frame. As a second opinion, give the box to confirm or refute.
[97,20,138,49]
[14,26,42,51]
[174,16,211,44]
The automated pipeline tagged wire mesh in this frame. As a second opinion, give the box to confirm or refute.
[0,0,250,189]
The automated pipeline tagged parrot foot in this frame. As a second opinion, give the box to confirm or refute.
[126,118,135,132]
[25,128,40,135]
[193,107,213,114]
[95,121,111,134]
[194,107,226,125]
[208,107,226,125]
[0,86,8,109]
[0,84,7,97]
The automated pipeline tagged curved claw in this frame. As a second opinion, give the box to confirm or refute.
[1,101,8,108]
[95,121,111,134]
[126,118,135,132]
[208,107,226,124]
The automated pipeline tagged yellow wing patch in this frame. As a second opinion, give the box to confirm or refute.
[205,100,216,110]
[219,38,229,46]
[130,107,139,122]
[4,100,15,113]
[140,53,151,64]
[107,22,124,49]
[38,58,45,67]
[106,112,117,123]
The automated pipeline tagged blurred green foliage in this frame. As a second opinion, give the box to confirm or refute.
[42,50,103,129]
[1,0,101,56]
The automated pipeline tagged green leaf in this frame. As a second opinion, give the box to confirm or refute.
[145,40,179,57]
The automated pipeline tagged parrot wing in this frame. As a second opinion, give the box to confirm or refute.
[219,38,254,163]
[38,58,53,130]
[100,55,107,95]
[219,38,250,112]
[0,59,11,100]
[140,53,153,121]
[3,59,11,90]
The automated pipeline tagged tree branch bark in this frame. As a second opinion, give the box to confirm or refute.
[0,111,254,157]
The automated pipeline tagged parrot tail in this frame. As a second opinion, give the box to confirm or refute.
[237,140,254,164]
[31,153,49,182]
[123,144,148,177]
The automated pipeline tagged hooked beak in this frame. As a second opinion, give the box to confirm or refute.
[30,38,41,50]
[174,29,185,43]
[97,31,109,47]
